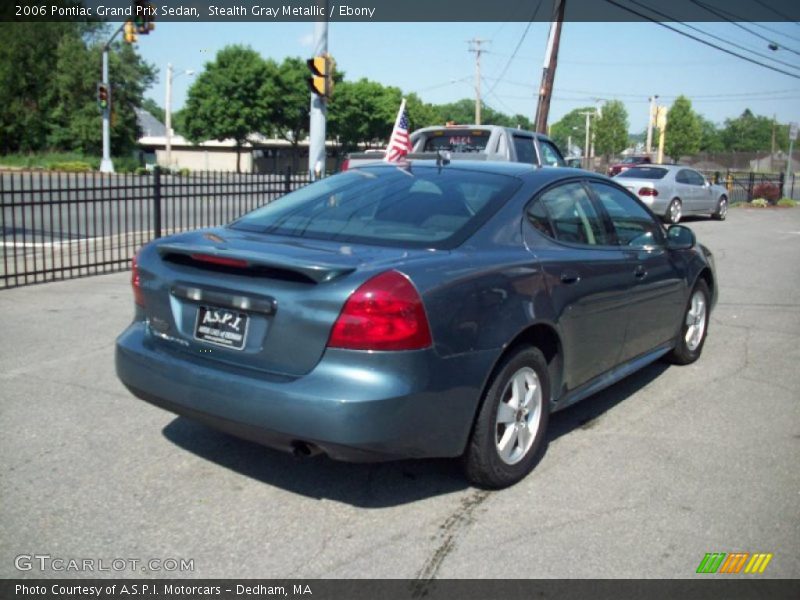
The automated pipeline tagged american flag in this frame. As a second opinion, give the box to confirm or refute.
[384,99,411,162]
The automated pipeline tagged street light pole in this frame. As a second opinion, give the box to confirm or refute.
[165,62,173,170]
[164,63,194,171]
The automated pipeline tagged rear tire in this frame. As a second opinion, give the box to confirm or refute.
[664,198,682,224]
[463,347,550,489]
[666,280,710,365]
[713,196,728,221]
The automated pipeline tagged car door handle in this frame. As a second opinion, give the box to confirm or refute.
[560,270,580,284]
[633,265,647,280]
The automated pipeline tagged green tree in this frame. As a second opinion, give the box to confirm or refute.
[329,78,401,150]
[549,106,593,155]
[698,117,724,153]
[0,18,153,157]
[593,100,629,160]
[720,109,788,153]
[183,45,274,172]
[664,95,701,161]
[141,98,165,125]
[48,39,155,156]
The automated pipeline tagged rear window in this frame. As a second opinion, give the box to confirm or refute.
[617,167,668,180]
[422,130,490,153]
[231,166,521,249]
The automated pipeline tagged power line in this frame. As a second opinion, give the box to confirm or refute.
[689,0,800,57]
[485,0,544,98]
[626,0,800,70]
[601,0,800,80]
[750,0,800,26]
[748,22,800,45]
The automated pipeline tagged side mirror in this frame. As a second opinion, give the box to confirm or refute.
[666,224,696,250]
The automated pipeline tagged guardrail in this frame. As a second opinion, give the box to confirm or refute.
[0,168,312,289]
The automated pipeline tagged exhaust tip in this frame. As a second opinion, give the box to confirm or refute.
[291,441,321,458]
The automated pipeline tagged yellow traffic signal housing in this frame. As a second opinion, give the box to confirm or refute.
[123,21,138,44]
[307,54,334,98]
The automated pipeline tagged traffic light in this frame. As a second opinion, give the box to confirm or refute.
[134,0,155,34]
[307,54,334,99]
[123,20,137,43]
[97,83,110,111]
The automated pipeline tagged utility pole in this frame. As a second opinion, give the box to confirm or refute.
[771,114,776,172]
[646,95,658,156]
[580,110,593,170]
[308,3,329,180]
[468,39,488,125]
[534,0,566,134]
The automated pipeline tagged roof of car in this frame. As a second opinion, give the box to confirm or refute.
[352,160,590,180]
[412,125,553,140]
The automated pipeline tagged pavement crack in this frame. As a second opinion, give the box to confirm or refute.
[413,489,490,585]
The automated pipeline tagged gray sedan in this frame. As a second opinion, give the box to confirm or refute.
[116,162,717,488]
[614,164,729,224]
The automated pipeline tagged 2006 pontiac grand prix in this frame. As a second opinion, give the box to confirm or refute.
[116,161,716,488]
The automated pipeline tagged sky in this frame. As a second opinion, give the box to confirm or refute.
[134,20,800,133]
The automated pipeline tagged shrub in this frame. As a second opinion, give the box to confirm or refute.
[777,198,797,207]
[730,201,747,208]
[179,167,191,177]
[134,167,150,176]
[752,182,780,203]
[749,198,769,208]
[49,161,92,173]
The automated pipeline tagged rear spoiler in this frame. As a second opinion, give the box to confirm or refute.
[157,243,356,284]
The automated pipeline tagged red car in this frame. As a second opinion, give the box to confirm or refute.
[608,155,652,177]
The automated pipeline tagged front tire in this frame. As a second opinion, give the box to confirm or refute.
[665,198,682,224]
[713,196,728,221]
[666,279,710,365]
[463,347,550,488]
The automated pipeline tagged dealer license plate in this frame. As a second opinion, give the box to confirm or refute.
[194,306,249,350]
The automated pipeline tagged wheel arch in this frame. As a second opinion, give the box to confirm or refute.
[464,322,564,454]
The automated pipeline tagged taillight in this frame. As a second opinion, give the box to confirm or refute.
[328,271,432,351]
[638,187,658,197]
[131,254,145,307]
[340,158,350,172]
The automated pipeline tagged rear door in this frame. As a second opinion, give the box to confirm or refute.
[523,181,633,390]
[587,181,685,360]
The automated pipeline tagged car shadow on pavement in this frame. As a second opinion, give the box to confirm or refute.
[162,359,671,507]
[546,360,670,440]
[162,417,469,508]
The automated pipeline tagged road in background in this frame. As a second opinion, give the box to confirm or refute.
[1,208,798,579]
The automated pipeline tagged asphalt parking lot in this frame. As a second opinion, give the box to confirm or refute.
[1,207,798,580]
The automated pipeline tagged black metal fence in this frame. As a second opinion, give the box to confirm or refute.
[699,170,797,204]
[0,168,312,289]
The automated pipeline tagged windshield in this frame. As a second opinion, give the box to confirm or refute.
[421,130,491,153]
[231,166,521,249]
[617,167,668,180]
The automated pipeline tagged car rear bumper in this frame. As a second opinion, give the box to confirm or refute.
[115,321,494,461]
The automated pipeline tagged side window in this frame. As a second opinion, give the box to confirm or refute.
[527,182,609,246]
[676,169,691,184]
[513,135,537,165]
[688,170,706,186]
[539,141,565,167]
[589,182,662,248]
